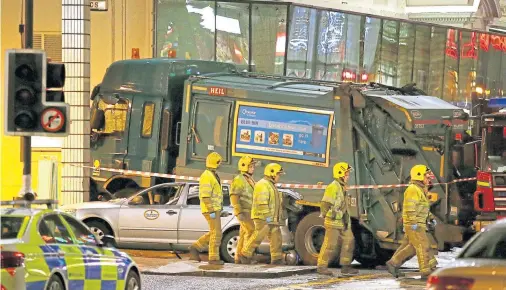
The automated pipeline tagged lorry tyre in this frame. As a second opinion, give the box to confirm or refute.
[294,212,325,265]
[220,229,240,263]
[353,227,394,268]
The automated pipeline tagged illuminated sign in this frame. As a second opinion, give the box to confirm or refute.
[90,0,107,11]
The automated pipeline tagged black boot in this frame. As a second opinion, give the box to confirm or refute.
[386,261,400,278]
[188,246,201,262]
[341,265,359,276]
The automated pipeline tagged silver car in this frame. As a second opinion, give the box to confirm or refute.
[61,182,299,263]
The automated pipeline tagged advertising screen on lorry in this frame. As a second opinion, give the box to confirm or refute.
[232,101,334,167]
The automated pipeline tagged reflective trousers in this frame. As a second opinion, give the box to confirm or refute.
[241,219,283,261]
[193,211,222,261]
[317,225,355,267]
[235,213,255,263]
[389,227,437,275]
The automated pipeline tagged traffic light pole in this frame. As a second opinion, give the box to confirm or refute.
[20,0,34,199]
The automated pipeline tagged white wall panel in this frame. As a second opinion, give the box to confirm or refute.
[61,0,91,204]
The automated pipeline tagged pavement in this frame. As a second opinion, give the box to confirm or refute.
[125,248,462,290]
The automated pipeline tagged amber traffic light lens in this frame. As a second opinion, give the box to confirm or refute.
[15,87,36,106]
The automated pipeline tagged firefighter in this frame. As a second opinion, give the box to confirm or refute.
[188,152,224,265]
[317,162,359,276]
[386,165,437,279]
[239,163,285,265]
[230,156,257,264]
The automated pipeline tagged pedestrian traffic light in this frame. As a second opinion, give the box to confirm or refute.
[4,49,69,137]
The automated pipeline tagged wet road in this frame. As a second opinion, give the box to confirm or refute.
[131,249,460,290]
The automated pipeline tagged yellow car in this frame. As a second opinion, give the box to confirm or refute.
[427,218,506,290]
[1,200,141,290]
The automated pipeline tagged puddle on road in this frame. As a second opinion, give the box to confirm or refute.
[327,277,427,290]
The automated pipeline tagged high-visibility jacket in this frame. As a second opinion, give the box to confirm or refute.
[230,173,255,216]
[199,169,222,213]
[251,178,283,224]
[402,182,430,228]
[320,180,349,229]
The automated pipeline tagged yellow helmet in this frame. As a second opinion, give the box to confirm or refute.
[206,152,222,169]
[410,165,431,181]
[238,156,256,172]
[333,162,352,179]
[264,163,284,178]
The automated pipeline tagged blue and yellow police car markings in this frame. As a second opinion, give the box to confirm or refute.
[80,245,102,280]
[111,248,133,281]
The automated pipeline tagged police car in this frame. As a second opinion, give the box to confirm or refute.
[1,199,141,290]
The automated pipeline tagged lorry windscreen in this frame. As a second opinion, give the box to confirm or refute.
[485,126,506,172]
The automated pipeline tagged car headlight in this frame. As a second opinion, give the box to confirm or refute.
[62,209,77,216]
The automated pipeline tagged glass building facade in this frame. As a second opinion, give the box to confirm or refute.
[156,0,506,109]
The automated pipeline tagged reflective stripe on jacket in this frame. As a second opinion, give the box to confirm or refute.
[402,182,429,228]
[230,174,255,215]
[199,169,223,213]
[251,178,283,224]
[321,180,349,229]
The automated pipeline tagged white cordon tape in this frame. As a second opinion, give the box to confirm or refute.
[73,164,477,190]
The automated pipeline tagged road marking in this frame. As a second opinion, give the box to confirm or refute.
[272,273,391,289]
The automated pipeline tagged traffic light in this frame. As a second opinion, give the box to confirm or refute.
[4,49,69,137]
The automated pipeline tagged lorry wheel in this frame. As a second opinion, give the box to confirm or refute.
[353,227,394,268]
[294,212,325,265]
[220,229,240,263]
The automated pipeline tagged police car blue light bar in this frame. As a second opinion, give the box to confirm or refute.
[488,98,506,108]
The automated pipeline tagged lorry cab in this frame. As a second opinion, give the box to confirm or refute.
[89,58,236,199]
[473,98,506,230]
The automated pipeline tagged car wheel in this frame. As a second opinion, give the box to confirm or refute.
[125,270,141,290]
[86,220,111,242]
[295,212,324,265]
[220,229,239,263]
[46,274,64,290]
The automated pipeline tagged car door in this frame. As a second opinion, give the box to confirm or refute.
[38,214,85,286]
[61,214,118,285]
[117,183,183,246]
[177,183,235,245]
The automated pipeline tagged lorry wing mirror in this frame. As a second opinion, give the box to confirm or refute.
[90,108,105,130]
[161,109,172,150]
[175,122,181,146]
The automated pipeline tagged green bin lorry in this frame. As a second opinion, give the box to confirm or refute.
[89,58,476,266]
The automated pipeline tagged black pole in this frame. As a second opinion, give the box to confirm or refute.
[21,0,34,200]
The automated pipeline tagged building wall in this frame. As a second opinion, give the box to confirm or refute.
[0,0,153,201]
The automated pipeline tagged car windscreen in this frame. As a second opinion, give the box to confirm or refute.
[1,216,27,239]
[459,227,506,259]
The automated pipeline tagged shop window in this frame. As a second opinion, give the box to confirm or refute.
[361,17,382,82]
[156,0,215,60]
[315,11,346,81]
[216,2,250,67]
[427,27,446,98]
[251,4,287,75]
[413,25,431,92]
[141,102,155,138]
[458,31,478,106]
[397,22,415,87]
[379,20,399,86]
[443,29,459,102]
[286,6,317,78]
[345,14,362,82]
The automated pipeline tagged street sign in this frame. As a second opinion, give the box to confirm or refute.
[40,107,65,133]
[90,0,107,11]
